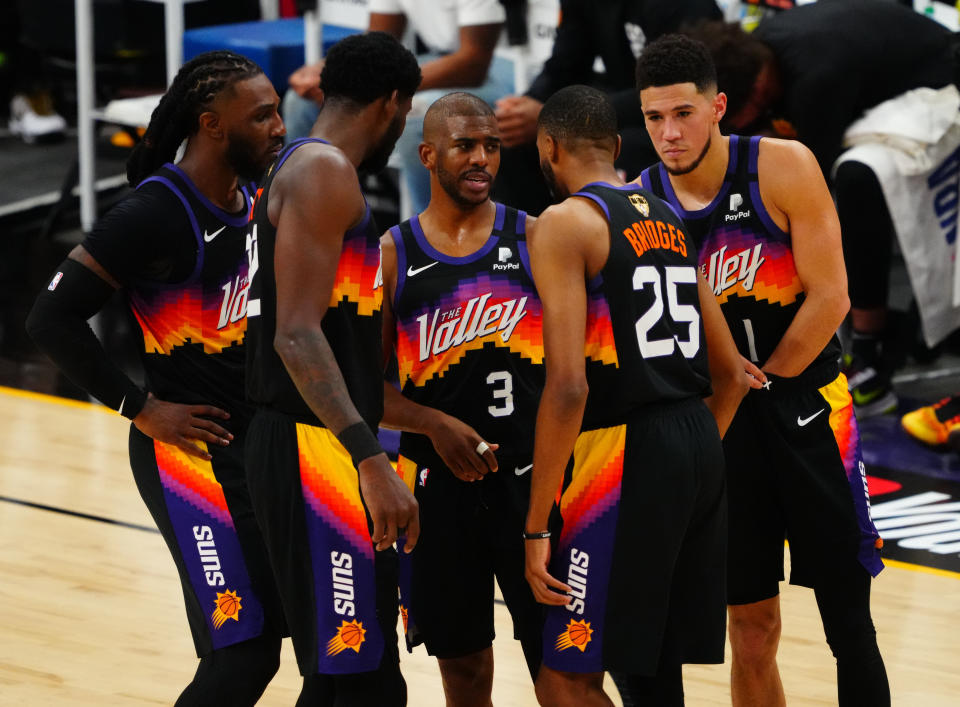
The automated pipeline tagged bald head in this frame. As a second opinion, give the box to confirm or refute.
[423,92,495,143]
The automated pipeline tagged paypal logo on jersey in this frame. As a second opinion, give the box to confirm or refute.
[493,246,520,271]
[725,192,751,222]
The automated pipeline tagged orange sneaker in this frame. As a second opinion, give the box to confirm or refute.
[901,395,960,448]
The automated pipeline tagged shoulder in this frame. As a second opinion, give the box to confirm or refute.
[532,198,606,249]
[757,137,818,175]
[279,141,358,186]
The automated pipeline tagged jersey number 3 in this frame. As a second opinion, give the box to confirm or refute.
[633,265,700,359]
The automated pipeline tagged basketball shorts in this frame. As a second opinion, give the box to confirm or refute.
[128,424,284,657]
[543,398,727,676]
[245,409,401,682]
[394,449,544,669]
[724,361,885,606]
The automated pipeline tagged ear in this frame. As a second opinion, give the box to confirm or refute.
[197,111,224,140]
[546,134,560,164]
[383,89,401,119]
[418,141,435,170]
[613,134,622,162]
[714,92,728,123]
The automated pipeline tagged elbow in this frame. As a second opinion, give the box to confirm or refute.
[545,374,589,412]
[273,326,305,366]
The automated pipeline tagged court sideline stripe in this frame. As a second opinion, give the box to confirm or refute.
[0,493,514,606]
[0,493,158,534]
[5,388,958,584]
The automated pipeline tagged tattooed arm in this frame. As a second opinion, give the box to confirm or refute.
[271,143,419,551]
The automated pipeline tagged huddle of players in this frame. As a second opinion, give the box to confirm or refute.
[28,29,888,707]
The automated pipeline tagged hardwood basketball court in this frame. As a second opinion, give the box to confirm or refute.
[1,386,958,705]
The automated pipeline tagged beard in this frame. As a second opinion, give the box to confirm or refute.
[539,157,566,202]
[359,111,406,175]
[437,161,492,209]
[664,134,711,176]
[226,131,276,183]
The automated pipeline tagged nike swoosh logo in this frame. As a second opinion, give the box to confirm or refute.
[797,409,825,427]
[514,464,532,476]
[203,226,227,243]
[407,262,439,277]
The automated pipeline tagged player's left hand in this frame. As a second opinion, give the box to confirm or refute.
[424,410,499,482]
[525,537,571,606]
[742,356,767,389]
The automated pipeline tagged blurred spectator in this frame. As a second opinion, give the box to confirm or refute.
[492,0,722,214]
[686,0,959,417]
[283,0,510,214]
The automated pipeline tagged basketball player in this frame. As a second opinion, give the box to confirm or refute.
[635,35,888,707]
[26,52,288,705]
[243,33,420,705]
[523,85,751,706]
[379,92,545,705]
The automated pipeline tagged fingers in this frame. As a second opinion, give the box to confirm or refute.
[480,442,499,473]
[190,405,230,420]
[371,514,386,549]
[527,569,571,606]
[403,512,420,554]
[742,359,767,389]
[376,519,399,552]
[174,437,213,462]
[191,417,234,443]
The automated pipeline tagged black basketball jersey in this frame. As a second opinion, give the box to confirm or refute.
[390,203,544,460]
[573,182,711,431]
[639,134,841,370]
[125,163,255,419]
[245,138,384,428]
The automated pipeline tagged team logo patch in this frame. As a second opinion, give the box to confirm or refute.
[628,193,649,217]
[555,619,593,652]
[211,589,242,629]
[326,619,367,656]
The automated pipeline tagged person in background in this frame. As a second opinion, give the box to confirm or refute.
[284,0,510,215]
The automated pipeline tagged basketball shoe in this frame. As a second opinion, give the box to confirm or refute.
[901,395,960,450]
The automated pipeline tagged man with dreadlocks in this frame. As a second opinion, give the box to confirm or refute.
[27,51,288,705]
[244,32,420,705]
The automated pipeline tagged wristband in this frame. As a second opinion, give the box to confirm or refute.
[337,421,385,468]
[522,530,551,540]
[118,386,149,420]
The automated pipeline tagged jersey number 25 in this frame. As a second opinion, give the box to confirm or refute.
[633,265,700,359]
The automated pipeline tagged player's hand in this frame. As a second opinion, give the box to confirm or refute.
[525,536,571,606]
[288,61,324,102]
[358,453,420,553]
[494,95,543,148]
[132,393,232,461]
[424,410,499,482]
[742,356,767,389]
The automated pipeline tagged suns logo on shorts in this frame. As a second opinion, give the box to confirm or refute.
[326,619,367,656]
[211,589,242,629]
[400,604,409,634]
[555,619,593,652]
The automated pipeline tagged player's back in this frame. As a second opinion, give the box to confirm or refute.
[573,182,711,431]
[245,138,384,428]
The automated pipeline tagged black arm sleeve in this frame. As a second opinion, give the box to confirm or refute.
[26,259,148,420]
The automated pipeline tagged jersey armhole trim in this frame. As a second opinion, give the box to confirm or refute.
[134,175,203,289]
[390,224,407,312]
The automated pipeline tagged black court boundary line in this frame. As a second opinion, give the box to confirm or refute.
[0,494,159,534]
[0,493,512,605]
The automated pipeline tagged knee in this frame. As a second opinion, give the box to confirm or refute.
[822,611,879,661]
[439,650,493,700]
[729,604,782,665]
